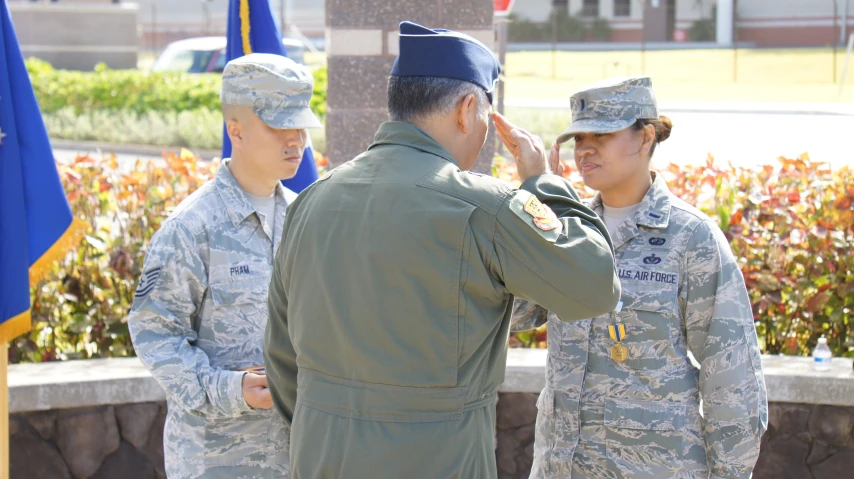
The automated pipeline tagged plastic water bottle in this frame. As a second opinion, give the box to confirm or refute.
[813,336,832,371]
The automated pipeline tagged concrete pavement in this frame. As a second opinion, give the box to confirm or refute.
[51,102,854,170]
[501,101,854,169]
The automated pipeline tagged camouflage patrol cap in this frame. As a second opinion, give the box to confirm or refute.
[555,76,658,144]
[221,53,322,129]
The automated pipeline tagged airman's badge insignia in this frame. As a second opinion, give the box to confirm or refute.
[643,253,662,265]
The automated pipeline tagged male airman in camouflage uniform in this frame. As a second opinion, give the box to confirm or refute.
[513,77,768,479]
[129,53,321,479]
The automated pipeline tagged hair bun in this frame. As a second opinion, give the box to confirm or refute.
[656,115,673,143]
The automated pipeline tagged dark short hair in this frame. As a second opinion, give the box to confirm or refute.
[387,75,488,123]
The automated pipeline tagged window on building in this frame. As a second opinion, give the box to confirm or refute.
[582,0,599,17]
[614,0,630,17]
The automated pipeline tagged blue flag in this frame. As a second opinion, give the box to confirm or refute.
[0,0,85,343]
[223,0,318,193]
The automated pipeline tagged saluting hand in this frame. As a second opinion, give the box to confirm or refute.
[493,112,551,181]
[242,372,273,409]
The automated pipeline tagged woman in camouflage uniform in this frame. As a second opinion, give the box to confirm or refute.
[513,77,768,479]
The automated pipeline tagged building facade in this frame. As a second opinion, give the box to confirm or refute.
[512,0,853,47]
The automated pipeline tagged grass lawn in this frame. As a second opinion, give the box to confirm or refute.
[124,47,853,153]
[288,48,854,103]
[140,47,854,102]
[501,107,572,148]
[503,48,854,102]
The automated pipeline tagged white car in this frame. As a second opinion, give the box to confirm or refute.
[152,36,305,73]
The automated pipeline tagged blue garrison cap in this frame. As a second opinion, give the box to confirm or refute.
[391,21,501,101]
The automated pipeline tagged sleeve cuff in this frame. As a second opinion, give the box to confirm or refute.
[217,370,252,415]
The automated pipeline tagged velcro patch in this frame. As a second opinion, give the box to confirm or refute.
[523,196,559,231]
[509,191,563,241]
[135,267,161,299]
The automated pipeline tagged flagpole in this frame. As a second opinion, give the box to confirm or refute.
[1,342,8,479]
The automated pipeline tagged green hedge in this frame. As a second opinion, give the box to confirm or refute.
[25,58,328,119]
[42,107,223,149]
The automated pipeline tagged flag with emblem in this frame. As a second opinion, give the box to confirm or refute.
[223,0,319,193]
[0,0,86,343]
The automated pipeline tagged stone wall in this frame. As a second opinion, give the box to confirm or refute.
[13,395,853,479]
[9,402,166,479]
[495,393,854,479]
[496,392,538,479]
[754,402,854,479]
[9,355,854,479]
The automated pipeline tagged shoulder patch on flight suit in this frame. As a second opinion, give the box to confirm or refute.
[509,190,563,241]
[523,196,559,231]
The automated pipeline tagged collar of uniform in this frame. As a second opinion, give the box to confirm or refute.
[589,193,604,213]
[633,171,671,229]
[590,171,671,229]
[216,159,263,227]
[272,181,294,211]
[368,121,459,166]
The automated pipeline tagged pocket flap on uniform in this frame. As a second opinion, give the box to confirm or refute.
[210,277,270,306]
[298,369,468,423]
[536,386,554,415]
[604,398,686,431]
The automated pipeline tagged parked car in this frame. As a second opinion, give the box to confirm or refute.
[152,36,305,74]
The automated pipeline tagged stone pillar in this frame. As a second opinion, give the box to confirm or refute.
[716,0,734,46]
[324,0,496,173]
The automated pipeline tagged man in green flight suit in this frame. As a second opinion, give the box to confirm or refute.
[265,21,621,478]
